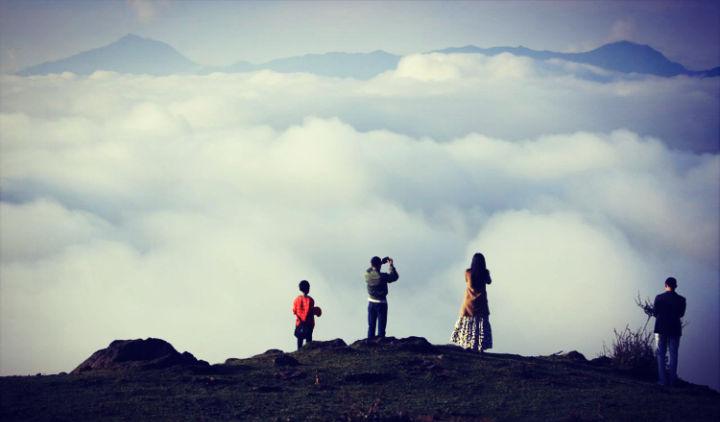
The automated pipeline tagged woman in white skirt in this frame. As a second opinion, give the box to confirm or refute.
[450,252,493,352]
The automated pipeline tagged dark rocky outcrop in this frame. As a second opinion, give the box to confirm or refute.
[201,363,250,375]
[251,349,284,358]
[559,350,588,362]
[589,356,613,367]
[273,354,300,367]
[351,336,437,353]
[71,338,203,374]
[5,335,719,421]
[301,338,348,351]
[545,350,589,363]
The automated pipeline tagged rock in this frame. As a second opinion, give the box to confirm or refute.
[396,336,436,353]
[71,338,201,374]
[217,358,251,373]
[273,354,299,367]
[350,338,371,348]
[560,351,588,362]
[251,349,285,358]
[302,338,348,351]
[590,356,613,367]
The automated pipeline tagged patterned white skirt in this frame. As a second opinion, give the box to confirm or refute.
[450,315,492,351]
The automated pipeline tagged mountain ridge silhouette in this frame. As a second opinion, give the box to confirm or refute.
[16,34,720,79]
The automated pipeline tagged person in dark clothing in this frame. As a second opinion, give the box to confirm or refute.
[653,277,686,386]
[364,256,399,338]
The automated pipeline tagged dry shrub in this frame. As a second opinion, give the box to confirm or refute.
[600,293,657,379]
[604,325,655,376]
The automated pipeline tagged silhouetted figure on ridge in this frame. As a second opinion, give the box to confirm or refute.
[450,252,493,353]
[653,276,686,386]
[365,256,399,338]
[292,280,321,350]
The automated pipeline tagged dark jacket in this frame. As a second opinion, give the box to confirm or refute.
[364,265,399,301]
[653,291,686,337]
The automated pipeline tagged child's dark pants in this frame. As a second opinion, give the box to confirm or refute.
[296,325,313,350]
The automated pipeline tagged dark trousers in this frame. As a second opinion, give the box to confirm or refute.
[367,302,388,338]
[296,324,314,350]
[656,333,680,386]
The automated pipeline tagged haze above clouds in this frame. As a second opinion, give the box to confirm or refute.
[2,1,719,72]
[1,52,718,389]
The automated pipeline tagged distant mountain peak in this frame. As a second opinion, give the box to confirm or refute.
[18,33,199,76]
[434,40,696,77]
[579,40,687,75]
[119,33,145,41]
[606,40,643,46]
[113,34,174,49]
[113,34,153,47]
[593,40,656,53]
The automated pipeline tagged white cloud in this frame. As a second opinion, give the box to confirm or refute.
[608,18,636,43]
[465,210,652,354]
[3,52,718,152]
[391,52,537,82]
[0,58,718,388]
[394,53,463,81]
[0,199,113,262]
[127,0,169,23]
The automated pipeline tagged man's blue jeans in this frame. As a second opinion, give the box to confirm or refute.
[655,333,680,386]
[368,302,388,338]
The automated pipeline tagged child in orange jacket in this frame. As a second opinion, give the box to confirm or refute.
[292,280,320,350]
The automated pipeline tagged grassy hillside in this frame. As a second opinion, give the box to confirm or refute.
[1,337,718,421]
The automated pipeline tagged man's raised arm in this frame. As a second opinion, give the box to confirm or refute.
[383,258,399,283]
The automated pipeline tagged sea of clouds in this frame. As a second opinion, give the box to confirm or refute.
[1,53,718,388]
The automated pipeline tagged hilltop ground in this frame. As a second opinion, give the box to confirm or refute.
[1,337,718,421]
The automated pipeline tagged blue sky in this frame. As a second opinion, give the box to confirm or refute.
[1,0,719,72]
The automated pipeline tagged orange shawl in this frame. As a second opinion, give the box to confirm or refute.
[460,270,487,317]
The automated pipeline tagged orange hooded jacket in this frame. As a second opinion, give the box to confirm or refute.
[292,295,315,327]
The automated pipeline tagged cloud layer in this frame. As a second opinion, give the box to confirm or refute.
[1,54,718,389]
[3,53,719,152]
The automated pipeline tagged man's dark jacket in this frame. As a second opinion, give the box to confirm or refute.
[364,266,399,301]
[653,291,686,337]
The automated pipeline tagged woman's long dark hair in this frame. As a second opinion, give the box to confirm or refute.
[469,253,489,290]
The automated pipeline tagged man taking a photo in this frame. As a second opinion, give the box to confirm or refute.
[364,256,399,338]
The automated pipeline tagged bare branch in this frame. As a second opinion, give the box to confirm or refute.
[635,291,655,317]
